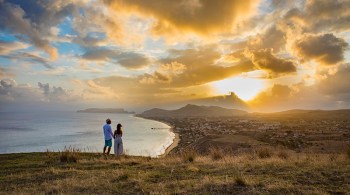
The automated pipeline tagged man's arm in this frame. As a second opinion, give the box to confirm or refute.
[108,126,114,139]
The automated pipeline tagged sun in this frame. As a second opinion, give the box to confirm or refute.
[211,76,265,101]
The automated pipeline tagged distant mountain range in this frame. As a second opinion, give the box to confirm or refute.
[77,108,135,114]
[180,92,249,111]
[138,104,248,118]
[139,104,350,119]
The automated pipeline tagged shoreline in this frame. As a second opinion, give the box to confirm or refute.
[134,115,180,157]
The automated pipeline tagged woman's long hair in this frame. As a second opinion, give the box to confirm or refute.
[116,123,122,135]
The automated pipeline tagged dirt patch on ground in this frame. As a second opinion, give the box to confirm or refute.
[192,135,268,154]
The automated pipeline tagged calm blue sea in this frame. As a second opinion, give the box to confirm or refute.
[0,111,174,157]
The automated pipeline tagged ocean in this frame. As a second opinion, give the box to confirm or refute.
[0,111,174,157]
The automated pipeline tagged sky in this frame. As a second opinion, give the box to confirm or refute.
[0,0,350,112]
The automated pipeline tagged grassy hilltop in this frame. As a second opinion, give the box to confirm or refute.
[2,106,350,194]
[1,149,350,194]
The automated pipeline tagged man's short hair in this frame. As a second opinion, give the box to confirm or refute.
[106,118,111,124]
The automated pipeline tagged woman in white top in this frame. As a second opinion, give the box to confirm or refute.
[113,123,123,156]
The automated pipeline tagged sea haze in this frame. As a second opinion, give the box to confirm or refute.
[0,111,174,157]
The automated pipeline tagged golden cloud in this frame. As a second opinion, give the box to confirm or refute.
[317,64,350,95]
[103,0,259,36]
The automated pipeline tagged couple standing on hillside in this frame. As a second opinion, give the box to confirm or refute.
[103,118,124,156]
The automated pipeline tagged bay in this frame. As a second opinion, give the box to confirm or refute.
[0,111,174,157]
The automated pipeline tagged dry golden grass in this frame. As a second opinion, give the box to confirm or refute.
[209,147,225,161]
[277,151,289,160]
[181,148,197,163]
[0,150,350,194]
[255,147,273,159]
[59,146,80,163]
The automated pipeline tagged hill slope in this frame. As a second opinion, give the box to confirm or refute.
[139,104,248,118]
[0,152,349,194]
[255,109,350,119]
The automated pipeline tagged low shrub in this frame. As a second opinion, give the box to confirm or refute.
[60,146,80,163]
[181,149,197,163]
[45,149,56,164]
[256,148,272,159]
[277,150,289,160]
[329,154,338,162]
[233,170,248,187]
[209,147,225,160]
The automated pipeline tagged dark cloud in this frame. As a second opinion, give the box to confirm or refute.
[233,25,287,52]
[81,48,117,61]
[0,78,41,102]
[0,40,28,55]
[117,52,151,69]
[0,1,65,59]
[249,25,286,52]
[81,47,151,69]
[37,81,79,102]
[293,33,348,66]
[244,49,297,77]
[270,0,296,9]
[141,71,171,84]
[0,78,79,103]
[0,51,54,69]
[103,0,259,35]
[285,0,350,32]
[304,0,350,32]
[0,78,16,95]
[38,82,49,95]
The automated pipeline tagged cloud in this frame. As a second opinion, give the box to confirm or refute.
[0,78,16,96]
[157,46,255,87]
[81,47,151,69]
[285,0,350,32]
[317,64,350,95]
[305,0,350,31]
[38,82,50,95]
[0,1,60,60]
[0,78,40,102]
[235,25,287,52]
[38,82,79,102]
[0,78,79,103]
[0,41,29,55]
[81,46,256,106]
[83,80,119,101]
[270,0,297,9]
[292,33,348,66]
[243,49,297,77]
[1,51,54,69]
[140,71,171,84]
[117,52,151,69]
[103,0,259,36]
[0,67,15,79]
[249,83,350,112]
[70,3,125,46]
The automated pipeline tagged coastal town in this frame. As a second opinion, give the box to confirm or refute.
[144,114,350,154]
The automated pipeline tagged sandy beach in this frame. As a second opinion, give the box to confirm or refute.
[135,115,180,157]
[149,119,180,157]
[159,131,179,157]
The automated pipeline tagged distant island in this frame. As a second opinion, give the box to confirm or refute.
[77,108,135,114]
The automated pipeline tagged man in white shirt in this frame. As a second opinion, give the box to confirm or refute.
[103,118,113,155]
